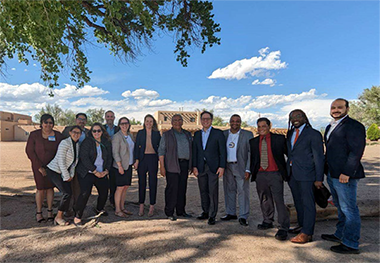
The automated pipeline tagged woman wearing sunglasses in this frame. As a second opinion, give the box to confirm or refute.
[46,126,81,226]
[134,114,161,217]
[73,123,112,226]
[26,114,63,223]
[112,117,135,218]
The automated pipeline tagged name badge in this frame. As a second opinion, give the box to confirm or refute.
[48,136,56,141]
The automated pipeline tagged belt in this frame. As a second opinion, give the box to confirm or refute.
[228,162,238,164]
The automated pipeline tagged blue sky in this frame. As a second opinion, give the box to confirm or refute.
[1,0,379,128]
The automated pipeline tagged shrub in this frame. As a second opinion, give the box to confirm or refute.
[367,123,380,141]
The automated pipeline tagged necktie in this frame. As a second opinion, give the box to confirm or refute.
[293,128,300,146]
[260,136,268,170]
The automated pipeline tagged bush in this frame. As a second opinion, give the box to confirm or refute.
[367,123,380,141]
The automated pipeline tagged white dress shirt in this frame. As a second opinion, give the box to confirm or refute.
[226,129,240,162]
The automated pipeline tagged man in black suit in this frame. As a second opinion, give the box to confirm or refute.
[286,109,324,244]
[321,99,366,254]
[250,117,289,240]
[193,111,226,225]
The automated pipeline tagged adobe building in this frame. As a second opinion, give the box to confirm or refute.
[0,111,34,141]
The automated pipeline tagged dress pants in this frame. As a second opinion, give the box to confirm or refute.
[108,166,117,205]
[46,168,72,212]
[288,176,316,235]
[198,164,219,218]
[75,173,109,219]
[164,160,189,217]
[138,154,158,205]
[256,171,289,230]
[223,163,249,219]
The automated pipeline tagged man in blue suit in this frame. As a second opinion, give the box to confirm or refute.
[193,111,227,225]
[321,98,366,254]
[286,109,324,243]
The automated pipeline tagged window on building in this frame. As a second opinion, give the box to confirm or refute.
[164,116,168,121]
[190,117,195,122]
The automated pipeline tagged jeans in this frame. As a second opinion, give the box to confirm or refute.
[327,174,361,249]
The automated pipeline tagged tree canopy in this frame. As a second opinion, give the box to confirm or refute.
[0,0,220,90]
[350,86,380,127]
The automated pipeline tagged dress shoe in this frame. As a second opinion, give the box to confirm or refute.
[321,234,341,242]
[290,233,313,244]
[167,216,177,221]
[330,244,360,254]
[178,212,193,218]
[288,225,302,234]
[197,212,209,220]
[275,229,288,241]
[238,218,248,226]
[257,222,274,230]
[220,214,238,221]
[208,217,216,225]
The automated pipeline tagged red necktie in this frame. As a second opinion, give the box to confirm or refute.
[293,128,300,146]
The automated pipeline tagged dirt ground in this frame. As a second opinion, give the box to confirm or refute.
[0,142,379,262]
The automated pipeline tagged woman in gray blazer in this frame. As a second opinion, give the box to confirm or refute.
[46,126,81,226]
[112,117,135,218]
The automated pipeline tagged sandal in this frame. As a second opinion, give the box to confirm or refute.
[115,211,128,218]
[54,217,69,226]
[148,208,154,217]
[47,209,54,222]
[122,209,133,215]
[36,211,45,223]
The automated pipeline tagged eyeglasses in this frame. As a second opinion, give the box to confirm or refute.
[77,117,86,121]
[43,121,53,125]
[92,129,102,133]
[120,122,129,126]
[201,118,212,121]
[71,131,81,135]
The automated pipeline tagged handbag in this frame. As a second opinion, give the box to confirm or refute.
[313,183,331,208]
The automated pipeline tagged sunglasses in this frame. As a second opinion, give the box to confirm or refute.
[92,129,102,133]
[43,121,53,124]
[120,122,129,126]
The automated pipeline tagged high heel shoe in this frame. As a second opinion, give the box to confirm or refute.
[148,207,154,217]
[36,211,45,223]
[47,209,54,222]
[54,218,69,226]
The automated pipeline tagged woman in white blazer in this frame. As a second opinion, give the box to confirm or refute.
[112,117,135,218]
[46,126,81,226]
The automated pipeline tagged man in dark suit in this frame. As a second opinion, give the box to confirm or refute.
[286,109,324,243]
[193,111,227,225]
[103,110,119,139]
[250,117,289,240]
[321,98,366,254]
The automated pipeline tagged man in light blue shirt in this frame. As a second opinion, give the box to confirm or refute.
[103,110,119,139]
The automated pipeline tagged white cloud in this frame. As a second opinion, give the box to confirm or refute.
[24,69,28,72]
[122,89,159,100]
[33,64,37,67]
[252,78,276,87]
[11,68,16,71]
[54,84,109,98]
[208,47,287,80]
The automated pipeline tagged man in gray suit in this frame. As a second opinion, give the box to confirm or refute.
[221,114,253,226]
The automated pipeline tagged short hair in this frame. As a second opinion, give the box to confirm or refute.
[257,117,271,126]
[69,125,82,132]
[334,98,349,108]
[172,114,183,121]
[105,110,114,116]
[40,114,54,128]
[230,114,241,122]
[201,111,213,120]
[118,117,131,133]
[76,113,87,120]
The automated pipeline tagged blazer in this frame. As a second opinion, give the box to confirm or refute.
[286,125,324,182]
[62,126,89,139]
[76,137,112,178]
[112,130,135,170]
[250,132,288,182]
[47,137,79,181]
[103,124,120,136]
[223,129,253,176]
[134,129,161,162]
[324,116,366,179]
[192,127,227,174]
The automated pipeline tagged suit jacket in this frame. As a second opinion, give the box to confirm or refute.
[134,129,161,162]
[250,132,288,182]
[47,137,79,181]
[192,127,227,174]
[286,125,324,182]
[62,126,89,139]
[103,124,120,136]
[76,137,112,178]
[112,130,135,170]
[223,129,253,176]
[324,116,366,179]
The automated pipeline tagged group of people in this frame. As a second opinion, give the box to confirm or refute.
[26,98,366,254]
